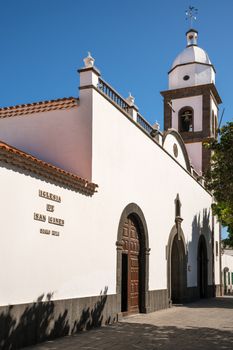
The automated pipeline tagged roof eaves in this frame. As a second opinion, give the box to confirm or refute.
[0,97,79,119]
[0,141,97,196]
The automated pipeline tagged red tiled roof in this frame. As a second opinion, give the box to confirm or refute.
[0,141,97,196]
[0,97,78,119]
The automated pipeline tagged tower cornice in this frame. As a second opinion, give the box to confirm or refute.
[168,61,216,75]
[160,83,222,105]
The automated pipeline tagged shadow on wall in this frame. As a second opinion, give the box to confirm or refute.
[191,208,211,244]
[0,287,110,350]
[72,287,111,332]
[186,209,213,299]
[188,208,212,263]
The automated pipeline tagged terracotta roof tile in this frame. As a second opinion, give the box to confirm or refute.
[0,141,97,196]
[0,97,78,119]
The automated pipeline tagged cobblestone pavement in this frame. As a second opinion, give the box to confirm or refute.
[26,297,233,350]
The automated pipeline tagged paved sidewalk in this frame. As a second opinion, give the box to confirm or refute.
[25,297,233,350]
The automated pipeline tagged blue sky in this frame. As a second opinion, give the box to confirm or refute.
[0,0,232,127]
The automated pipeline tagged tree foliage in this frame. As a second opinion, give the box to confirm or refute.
[204,122,233,246]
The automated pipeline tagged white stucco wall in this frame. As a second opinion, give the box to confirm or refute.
[0,95,92,180]
[0,85,220,307]
[91,89,216,291]
[222,253,233,272]
[162,133,187,170]
[185,142,202,174]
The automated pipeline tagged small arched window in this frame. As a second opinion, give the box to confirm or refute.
[179,107,193,132]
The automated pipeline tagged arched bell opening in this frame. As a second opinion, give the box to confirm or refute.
[178,106,194,132]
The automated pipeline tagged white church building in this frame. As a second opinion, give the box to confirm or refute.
[222,249,233,294]
[0,29,222,348]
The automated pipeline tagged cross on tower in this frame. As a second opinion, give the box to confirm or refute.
[185,6,198,28]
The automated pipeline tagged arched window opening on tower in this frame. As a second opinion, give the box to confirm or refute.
[212,110,215,136]
[215,115,218,138]
[212,111,218,138]
[179,108,193,132]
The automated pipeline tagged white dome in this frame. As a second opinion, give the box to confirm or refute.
[168,30,215,89]
[172,45,211,69]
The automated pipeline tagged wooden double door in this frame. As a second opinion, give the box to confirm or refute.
[121,215,140,314]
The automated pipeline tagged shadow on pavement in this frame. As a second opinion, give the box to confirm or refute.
[26,321,233,350]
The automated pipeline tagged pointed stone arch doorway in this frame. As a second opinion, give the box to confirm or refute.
[197,235,208,298]
[116,203,150,315]
[167,225,187,304]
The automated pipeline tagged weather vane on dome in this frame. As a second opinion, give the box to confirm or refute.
[185,6,198,28]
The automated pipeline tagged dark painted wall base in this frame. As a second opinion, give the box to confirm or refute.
[207,285,215,298]
[215,284,222,297]
[148,289,169,312]
[0,288,169,349]
[184,284,220,303]
[185,286,200,302]
[0,290,117,350]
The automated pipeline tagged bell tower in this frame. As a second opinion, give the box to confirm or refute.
[161,29,222,175]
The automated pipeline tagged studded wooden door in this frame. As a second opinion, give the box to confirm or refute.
[122,215,140,314]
